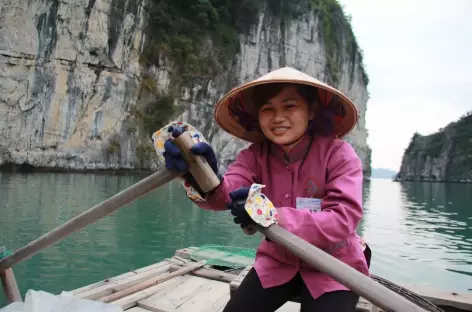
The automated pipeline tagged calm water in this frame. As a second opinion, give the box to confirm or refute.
[0,172,471,307]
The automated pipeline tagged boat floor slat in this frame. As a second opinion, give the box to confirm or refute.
[138,275,229,312]
[73,261,171,295]
[138,275,211,310]
[115,275,189,310]
[127,307,154,312]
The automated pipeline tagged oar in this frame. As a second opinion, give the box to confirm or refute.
[0,131,219,271]
[253,223,428,312]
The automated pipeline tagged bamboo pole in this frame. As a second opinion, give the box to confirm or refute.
[0,169,180,271]
[256,224,427,312]
[0,268,22,302]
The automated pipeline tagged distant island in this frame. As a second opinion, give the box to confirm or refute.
[395,111,472,183]
[371,168,398,179]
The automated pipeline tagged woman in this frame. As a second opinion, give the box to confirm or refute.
[159,67,371,311]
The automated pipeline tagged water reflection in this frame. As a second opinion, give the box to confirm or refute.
[399,182,472,277]
[361,179,471,292]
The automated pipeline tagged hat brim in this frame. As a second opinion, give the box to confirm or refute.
[214,67,358,143]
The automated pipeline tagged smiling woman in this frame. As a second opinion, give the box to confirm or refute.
[159,67,371,312]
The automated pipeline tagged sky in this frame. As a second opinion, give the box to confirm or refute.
[337,0,472,171]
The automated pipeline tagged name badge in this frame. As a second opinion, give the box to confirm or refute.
[296,197,321,212]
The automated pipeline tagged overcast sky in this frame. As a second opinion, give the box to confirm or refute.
[337,0,472,171]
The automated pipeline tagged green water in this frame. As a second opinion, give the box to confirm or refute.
[0,172,471,307]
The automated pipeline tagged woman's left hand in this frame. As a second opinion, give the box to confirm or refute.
[226,187,256,234]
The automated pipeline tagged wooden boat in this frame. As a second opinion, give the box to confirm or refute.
[65,246,472,312]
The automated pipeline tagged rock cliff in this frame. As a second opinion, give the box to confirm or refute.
[0,0,371,177]
[395,112,472,183]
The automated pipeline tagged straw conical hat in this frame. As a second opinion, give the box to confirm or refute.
[214,66,358,143]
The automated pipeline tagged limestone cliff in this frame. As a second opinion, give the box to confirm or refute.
[395,112,472,183]
[0,0,371,177]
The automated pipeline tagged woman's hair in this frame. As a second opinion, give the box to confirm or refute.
[252,83,319,111]
[251,82,334,136]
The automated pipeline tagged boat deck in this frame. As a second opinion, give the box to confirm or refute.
[69,247,472,312]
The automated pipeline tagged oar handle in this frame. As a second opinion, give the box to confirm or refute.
[254,224,427,312]
[173,131,221,193]
[228,197,426,311]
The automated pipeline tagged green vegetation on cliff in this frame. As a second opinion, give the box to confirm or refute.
[140,0,261,80]
[140,0,367,84]
[396,112,472,182]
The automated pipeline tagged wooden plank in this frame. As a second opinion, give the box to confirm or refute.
[357,299,374,312]
[371,306,381,312]
[112,275,189,310]
[76,264,171,300]
[73,261,170,295]
[176,278,230,312]
[138,275,212,311]
[100,261,206,303]
[210,293,231,312]
[174,248,253,269]
[169,264,237,283]
[138,300,179,312]
[126,307,154,312]
[358,298,374,312]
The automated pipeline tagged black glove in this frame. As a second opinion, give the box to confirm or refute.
[226,187,254,228]
[226,187,271,240]
[163,125,222,195]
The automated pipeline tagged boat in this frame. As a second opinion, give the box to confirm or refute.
[61,246,471,312]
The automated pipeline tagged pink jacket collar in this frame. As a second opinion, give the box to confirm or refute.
[268,134,314,164]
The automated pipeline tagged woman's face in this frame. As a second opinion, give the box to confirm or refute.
[258,85,314,151]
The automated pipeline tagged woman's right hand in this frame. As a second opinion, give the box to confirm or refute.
[163,125,221,191]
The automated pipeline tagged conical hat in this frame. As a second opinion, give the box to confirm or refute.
[213,66,358,143]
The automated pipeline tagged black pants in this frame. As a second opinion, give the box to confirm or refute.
[223,268,359,312]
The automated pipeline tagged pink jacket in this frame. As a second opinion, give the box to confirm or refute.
[193,133,370,299]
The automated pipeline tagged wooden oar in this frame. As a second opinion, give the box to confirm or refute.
[0,132,219,272]
[254,223,428,312]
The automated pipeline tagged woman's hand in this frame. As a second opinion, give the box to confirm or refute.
[163,125,221,193]
[226,187,259,236]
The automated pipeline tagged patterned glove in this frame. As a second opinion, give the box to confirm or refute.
[163,125,222,194]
